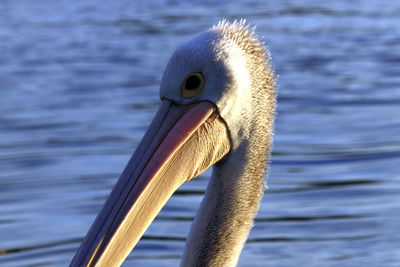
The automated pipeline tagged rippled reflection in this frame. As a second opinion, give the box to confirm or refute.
[0,0,399,266]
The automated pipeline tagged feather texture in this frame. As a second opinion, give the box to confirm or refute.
[179,20,277,267]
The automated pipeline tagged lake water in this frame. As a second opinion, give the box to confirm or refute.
[0,0,399,266]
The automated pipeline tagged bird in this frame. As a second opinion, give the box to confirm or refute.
[70,19,276,267]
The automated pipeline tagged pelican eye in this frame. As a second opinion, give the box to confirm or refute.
[180,72,204,98]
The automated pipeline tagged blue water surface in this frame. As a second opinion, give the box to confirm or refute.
[0,0,399,266]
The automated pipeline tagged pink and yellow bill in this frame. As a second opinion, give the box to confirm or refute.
[70,100,230,267]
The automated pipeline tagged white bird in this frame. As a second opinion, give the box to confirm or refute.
[70,19,276,267]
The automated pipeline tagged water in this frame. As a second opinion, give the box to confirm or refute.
[0,0,399,266]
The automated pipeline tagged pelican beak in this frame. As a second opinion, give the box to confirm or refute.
[70,100,230,267]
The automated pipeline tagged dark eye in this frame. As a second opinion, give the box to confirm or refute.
[181,72,204,98]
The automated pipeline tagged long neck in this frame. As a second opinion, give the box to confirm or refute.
[181,135,270,266]
[180,24,276,265]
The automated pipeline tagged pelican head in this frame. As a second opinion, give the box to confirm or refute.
[71,19,276,267]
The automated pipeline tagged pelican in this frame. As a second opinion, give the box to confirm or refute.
[71,19,276,267]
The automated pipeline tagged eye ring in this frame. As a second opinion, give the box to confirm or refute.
[180,72,205,99]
